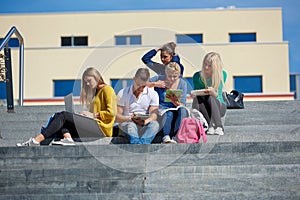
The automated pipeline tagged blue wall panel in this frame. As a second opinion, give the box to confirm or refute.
[234,76,262,93]
[54,80,81,97]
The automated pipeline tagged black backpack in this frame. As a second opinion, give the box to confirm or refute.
[223,90,245,109]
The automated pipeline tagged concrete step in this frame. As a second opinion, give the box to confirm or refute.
[0,101,300,199]
[1,100,300,123]
[1,100,300,147]
[2,124,300,145]
[2,108,300,126]
[1,174,299,195]
[1,121,46,130]
[1,151,299,178]
[1,143,299,172]
[1,191,299,200]
[0,143,299,198]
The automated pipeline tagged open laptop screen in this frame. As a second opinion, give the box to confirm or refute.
[64,93,75,113]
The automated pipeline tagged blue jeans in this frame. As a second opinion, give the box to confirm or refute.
[119,121,159,144]
[161,107,189,137]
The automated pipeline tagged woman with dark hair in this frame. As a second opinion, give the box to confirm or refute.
[141,42,184,76]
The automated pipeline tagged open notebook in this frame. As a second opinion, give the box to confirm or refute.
[190,89,210,96]
[64,93,104,138]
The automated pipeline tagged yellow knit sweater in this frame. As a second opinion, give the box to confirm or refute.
[90,85,117,137]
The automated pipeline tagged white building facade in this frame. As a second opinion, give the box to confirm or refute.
[0,8,293,104]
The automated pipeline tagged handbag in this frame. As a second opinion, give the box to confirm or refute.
[223,90,244,109]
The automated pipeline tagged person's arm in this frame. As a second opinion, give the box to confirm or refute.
[81,86,117,120]
[78,110,94,118]
[223,70,227,83]
[146,89,159,124]
[116,105,132,123]
[207,87,218,98]
[217,70,228,103]
[165,93,181,107]
[97,86,117,120]
[148,75,159,88]
[166,79,187,107]
[144,105,158,125]
[131,105,158,127]
[193,71,201,90]
[141,49,158,65]
[116,88,132,123]
[179,79,187,106]
[148,75,166,88]
[141,49,165,75]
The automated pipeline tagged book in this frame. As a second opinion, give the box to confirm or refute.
[132,113,150,120]
[190,89,210,96]
[159,105,190,116]
[164,89,182,102]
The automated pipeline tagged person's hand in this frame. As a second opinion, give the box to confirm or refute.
[147,82,156,88]
[207,87,217,97]
[79,111,94,118]
[156,80,166,88]
[147,80,166,88]
[190,91,196,98]
[131,115,145,126]
[166,93,181,106]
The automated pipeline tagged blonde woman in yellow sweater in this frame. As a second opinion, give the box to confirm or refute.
[17,67,117,146]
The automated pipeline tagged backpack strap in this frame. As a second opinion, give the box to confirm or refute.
[196,119,207,143]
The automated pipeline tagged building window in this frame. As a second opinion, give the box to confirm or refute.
[234,75,262,93]
[61,36,88,46]
[229,33,256,42]
[290,74,299,98]
[115,35,141,45]
[53,79,81,97]
[176,34,203,44]
[0,38,19,48]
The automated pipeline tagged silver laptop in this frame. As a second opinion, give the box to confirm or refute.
[64,93,105,138]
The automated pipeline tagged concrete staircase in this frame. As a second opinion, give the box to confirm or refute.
[0,101,300,199]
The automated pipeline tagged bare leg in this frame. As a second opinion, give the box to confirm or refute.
[62,132,72,139]
[33,132,72,143]
[33,134,45,143]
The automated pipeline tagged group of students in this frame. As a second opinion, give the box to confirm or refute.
[17,42,227,146]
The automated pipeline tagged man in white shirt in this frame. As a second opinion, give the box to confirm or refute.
[116,68,159,144]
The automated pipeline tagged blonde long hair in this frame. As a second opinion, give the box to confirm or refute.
[200,52,224,91]
[80,67,105,105]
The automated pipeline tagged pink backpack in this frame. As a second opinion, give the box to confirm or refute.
[176,117,207,143]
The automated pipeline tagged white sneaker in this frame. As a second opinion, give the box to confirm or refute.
[16,137,40,146]
[207,127,215,135]
[162,135,177,144]
[52,138,75,146]
[214,127,224,136]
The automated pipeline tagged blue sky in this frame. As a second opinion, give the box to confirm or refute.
[1,0,299,74]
